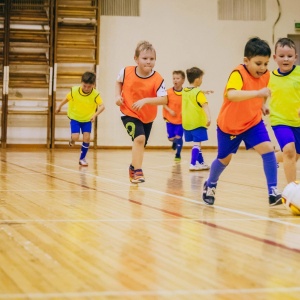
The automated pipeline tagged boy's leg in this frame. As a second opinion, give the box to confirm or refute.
[202,156,229,205]
[203,126,240,205]
[79,122,92,166]
[122,116,152,183]
[191,145,199,164]
[273,125,300,183]
[69,119,80,146]
[131,135,145,170]
[282,142,297,183]
[255,145,282,206]
[174,125,183,160]
[175,136,183,160]
[248,121,281,205]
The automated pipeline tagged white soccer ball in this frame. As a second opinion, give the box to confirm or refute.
[282,181,300,215]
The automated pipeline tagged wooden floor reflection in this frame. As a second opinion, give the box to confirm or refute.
[0,148,299,300]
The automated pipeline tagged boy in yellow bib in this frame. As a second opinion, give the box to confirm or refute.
[268,38,300,183]
[56,71,105,166]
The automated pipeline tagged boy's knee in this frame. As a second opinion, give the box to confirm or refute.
[134,135,145,145]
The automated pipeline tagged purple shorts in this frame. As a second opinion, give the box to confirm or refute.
[70,119,92,134]
[184,127,208,143]
[217,120,270,159]
[166,122,183,139]
[272,125,300,154]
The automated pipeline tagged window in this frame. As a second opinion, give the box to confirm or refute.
[218,0,266,21]
[101,0,139,16]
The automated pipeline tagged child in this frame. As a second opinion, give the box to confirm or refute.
[182,67,211,171]
[202,37,282,206]
[268,37,300,183]
[55,71,104,166]
[115,40,167,184]
[163,70,185,161]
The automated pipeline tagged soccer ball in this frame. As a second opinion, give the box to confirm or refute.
[282,181,300,215]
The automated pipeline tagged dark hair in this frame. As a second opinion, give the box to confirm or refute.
[186,67,204,84]
[81,71,96,84]
[275,37,297,53]
[244,37,271,59]
[173,70,185,79]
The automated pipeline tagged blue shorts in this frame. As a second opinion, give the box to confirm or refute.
[166,123,183,139]
[272,125,300,154]
[184,127,208,143]
[217,120,270,159]
[70,119,92,134]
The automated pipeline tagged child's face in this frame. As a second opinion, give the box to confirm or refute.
[81,83,94,94]
[172,74,185,90]
[134,49,156,76]
[243,56,269,78]
[273,45,298,73]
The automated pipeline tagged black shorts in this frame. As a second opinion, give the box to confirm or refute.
[121,116,153,146]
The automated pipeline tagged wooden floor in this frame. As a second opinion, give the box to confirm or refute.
[0,147,300,300]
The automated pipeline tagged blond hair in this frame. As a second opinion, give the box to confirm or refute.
[134,40,156,58]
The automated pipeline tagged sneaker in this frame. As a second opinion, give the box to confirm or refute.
[174,154,181,162]
[189,164,197,171]
[69,139,75,147]
[129,164,135,181]
[131,169,145,184]
[79,158,88,166]
[189,162,210,171]
[269,187,282,206]
[197,162,210,170]
[202,181,216,205]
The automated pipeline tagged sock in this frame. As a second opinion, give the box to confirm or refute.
[80,142,90,160]
[197,149,204,164]
[261,152,277,194]
[176,137,183,156]
[172,138,177,150]
[207,159,227,187]
[191,145,200,165]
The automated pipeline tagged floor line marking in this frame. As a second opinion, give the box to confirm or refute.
[1,286,300,298]
[46,163,300,228]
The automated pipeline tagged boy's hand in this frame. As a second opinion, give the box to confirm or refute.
[132,99,147,110]
[202,90,214,95]
[262,104,270,116]
[55,107,61,114]
[116,95,124,106]
[90,115,96,122]
[257,87,271,98]
[206,120,211,127]
[169,109,176,116]
[298,109,300,117]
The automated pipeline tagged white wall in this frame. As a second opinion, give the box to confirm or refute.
[97,0,300,148]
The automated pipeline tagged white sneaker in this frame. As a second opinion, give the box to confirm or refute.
[189,162,210,171]
[79,158,88,166]
[197,162,210,170]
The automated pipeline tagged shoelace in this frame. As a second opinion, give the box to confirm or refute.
[207,187,216,196]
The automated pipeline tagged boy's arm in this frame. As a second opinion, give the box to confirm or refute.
[227,88,271,102]
[91,104,105,122]
[115,81,123,106]
[132,96,168,110]
[202,103,211,127]
[55,98,69,113]
[163,103,176,116]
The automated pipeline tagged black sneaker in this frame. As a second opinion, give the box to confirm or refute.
[269,187,282,206]
[202,181,216,205]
